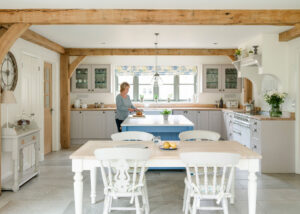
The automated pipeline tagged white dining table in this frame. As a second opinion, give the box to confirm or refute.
[70,140,261,214]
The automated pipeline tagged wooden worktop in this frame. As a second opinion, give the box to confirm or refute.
[69,140,262,160]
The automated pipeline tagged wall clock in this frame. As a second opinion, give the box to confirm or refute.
[0,51,18,91]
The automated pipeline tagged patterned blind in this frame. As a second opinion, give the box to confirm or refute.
[115,65,198,76]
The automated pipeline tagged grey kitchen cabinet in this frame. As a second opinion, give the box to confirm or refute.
[70,111,83,139]
[202,64,242,93]
[104,110,118,138]
[82,111,104,139]
[208,111,223,135]
[71,64,111,93]
[196,111,209,130]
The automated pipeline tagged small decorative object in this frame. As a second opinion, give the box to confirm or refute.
[264,91,287,117]
[219,98,224,108]
[234,49,241,60]
[167,94,172,103]
[160,141,177,150]
[253,45,259,55]
[161,109,171,120]
[154,94,158,103]
[248,50,254,56]
[140,94,144,103]
[1,52,18,91]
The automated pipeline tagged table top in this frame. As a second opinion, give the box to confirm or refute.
[121,115,194,127]
[70,140,262,160]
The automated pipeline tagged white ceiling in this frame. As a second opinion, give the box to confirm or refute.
[29,25,292,49]
[0,0,300,9]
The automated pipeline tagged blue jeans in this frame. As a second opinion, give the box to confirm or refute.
[115,119,124,132]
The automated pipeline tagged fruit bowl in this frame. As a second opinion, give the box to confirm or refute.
[159,141,178,150]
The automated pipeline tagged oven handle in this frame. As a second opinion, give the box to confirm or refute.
[232,130,242,135]
[233,121,250,128]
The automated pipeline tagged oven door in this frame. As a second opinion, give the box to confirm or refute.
[232,121,251,148]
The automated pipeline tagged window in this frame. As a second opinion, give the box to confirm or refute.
[115,66,197,102]
[179,74,195,101]
[139,75,153,100]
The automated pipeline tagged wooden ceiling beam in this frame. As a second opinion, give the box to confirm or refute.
[279,24,300,42]
[1,25,65,54]
[65,48,236,56]
[0,9,300,25]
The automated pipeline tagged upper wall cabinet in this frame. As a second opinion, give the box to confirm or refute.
[71,64,111,93]
[202,64,242,93]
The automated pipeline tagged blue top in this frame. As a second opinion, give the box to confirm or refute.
[115,94,135,120]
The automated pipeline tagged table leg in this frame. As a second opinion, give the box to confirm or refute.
[90,167,97,204]
[248,168,257,214]
[73,159,84,214]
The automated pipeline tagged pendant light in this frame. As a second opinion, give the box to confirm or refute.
[151,33,163,86]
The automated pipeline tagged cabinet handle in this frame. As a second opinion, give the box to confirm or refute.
[88,89,91,92]
[92,89,95,92]
[79,111,82,114]
[253,145,257,149]
[219,89,221,91]
[253,129,257,132]
[233,130,242,135]
[184,111,187,114]
[21,140,25,145]
[32,136,36,140]
[254,122,257,125]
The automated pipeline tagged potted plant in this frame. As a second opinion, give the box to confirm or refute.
[248,50,254,56]
[140,94,144,103]
[154,94,158,103]
[167,94,173,103]
[234,49,241,60]
[161,109,171,120]
[264,91,287,117]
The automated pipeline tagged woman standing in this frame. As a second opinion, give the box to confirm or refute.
[115,82,139,132]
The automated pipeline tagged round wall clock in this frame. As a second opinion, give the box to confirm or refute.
[0,51,18,91]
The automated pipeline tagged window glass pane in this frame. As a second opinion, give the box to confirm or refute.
[139,75,152,84]
[160,85,174,100]
[75,68,88,89]
[118,75,133,84]
[139,85,153,100]
[160,75,174,84]
[179,85,194,100]
[179,74,194,84]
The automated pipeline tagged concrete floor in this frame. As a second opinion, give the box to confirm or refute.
[1,146,300,214]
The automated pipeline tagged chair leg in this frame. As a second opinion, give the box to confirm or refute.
[103,195,109,214]
[183,185,187,211]
[108,196,112,213]
[222,198,229,214]
[230,168,235,204]
[135,195,141,214]
[191,196,197,214]
[184,189,190,214]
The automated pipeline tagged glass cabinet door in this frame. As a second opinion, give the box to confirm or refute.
[92,65,111,92]
[222,65,242,93]
[71,65,91,92]
[202,65,221,92]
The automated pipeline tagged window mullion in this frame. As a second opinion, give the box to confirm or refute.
[174,75,179,101]
[133,75,139,101]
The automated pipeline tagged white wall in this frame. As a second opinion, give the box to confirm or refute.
[2,38,61,160]
[70,55,241,105]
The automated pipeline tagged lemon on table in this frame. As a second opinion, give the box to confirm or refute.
[169,142,177,149]
[163,141,170,149]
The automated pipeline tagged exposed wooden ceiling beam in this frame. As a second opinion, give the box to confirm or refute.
[0,9,300,25]
[65,48,236,56]
[1,25,65,54]
[279,24,300,42]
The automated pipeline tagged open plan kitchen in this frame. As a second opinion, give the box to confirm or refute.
[1,1,300,214]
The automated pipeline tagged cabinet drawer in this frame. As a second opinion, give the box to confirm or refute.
[251,138,261,154]
[19,133,38,147]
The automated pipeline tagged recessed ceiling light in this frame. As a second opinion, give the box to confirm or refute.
[100,42,106,45]
[213,42,218,45]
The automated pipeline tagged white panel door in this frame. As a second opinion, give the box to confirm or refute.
[208,111,223,135]
[21,54,42,169]
[196,111,209,130]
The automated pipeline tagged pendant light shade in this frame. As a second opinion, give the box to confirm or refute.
[151,33,163,86]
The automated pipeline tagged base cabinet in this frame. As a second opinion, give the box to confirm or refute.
[71,110,118,141]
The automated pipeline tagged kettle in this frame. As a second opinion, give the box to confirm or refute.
[74,99,81,108]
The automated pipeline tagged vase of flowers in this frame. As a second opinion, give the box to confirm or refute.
[161,109,171,120]
[264,91,287,117]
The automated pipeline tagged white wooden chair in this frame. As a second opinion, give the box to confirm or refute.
[94,148,151,214]
[180,152,240,214]
[111,131,154,141]
[179,130,221,141]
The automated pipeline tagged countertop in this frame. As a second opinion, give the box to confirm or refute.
[71,106,295,121]
[121,115,194,127]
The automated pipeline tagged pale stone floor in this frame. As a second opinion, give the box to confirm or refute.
[1,145,300,214]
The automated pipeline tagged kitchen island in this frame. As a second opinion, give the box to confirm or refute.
[121,115,194,140]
